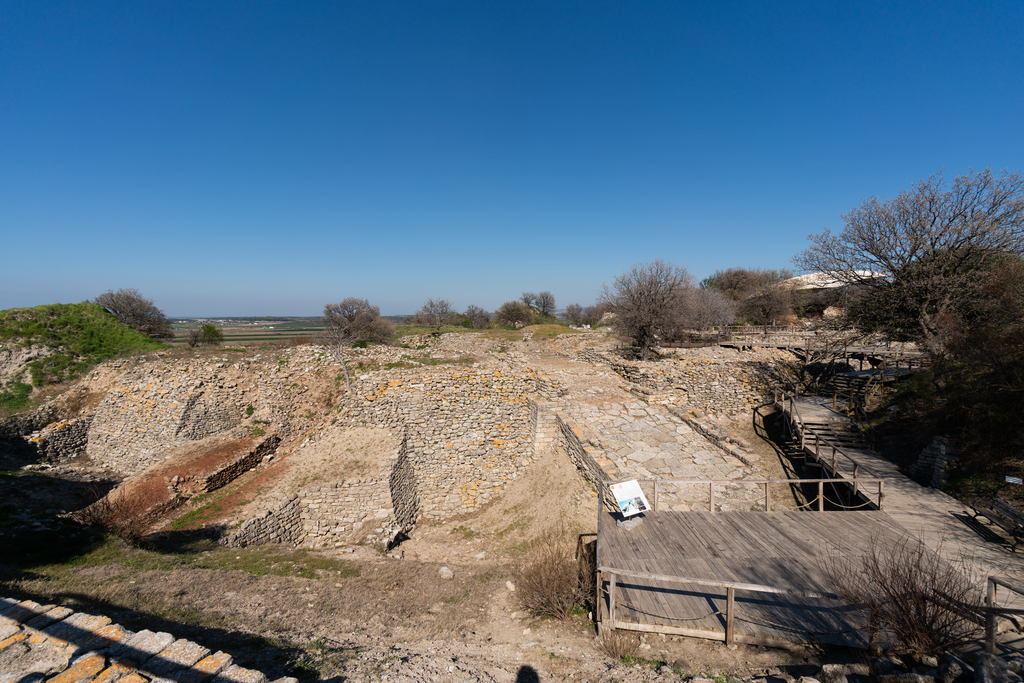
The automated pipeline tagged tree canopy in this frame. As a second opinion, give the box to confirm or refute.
[93,289,173,339]
[795,169,1024,354]
[600,260,693,359]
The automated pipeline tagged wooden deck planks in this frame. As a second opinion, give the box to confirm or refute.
[599,508,899,646]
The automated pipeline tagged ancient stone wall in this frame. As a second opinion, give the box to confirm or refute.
[337,366,538,519]
[85,370,228,476]
[225,434,420,550]
[580,349,799,416]
[389,434,420,533]
[226,494,304,548]
[82,347,333,476]
[28,417,92,463]
[554,411,622,491]
[198,435,281,493]
[909,436,957,489]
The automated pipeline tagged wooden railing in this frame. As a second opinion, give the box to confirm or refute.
[629,477,885,512]
[775,388,878,487]
[597,564,842,645]
[986,577,1024,653]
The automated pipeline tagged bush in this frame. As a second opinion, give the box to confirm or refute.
[820,534,983,654]
[73,489,153,546]
[514,529,591,620]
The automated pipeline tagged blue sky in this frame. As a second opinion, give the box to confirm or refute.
[2,1,1022,316]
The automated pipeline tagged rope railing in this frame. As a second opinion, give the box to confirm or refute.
[631,477,885,513]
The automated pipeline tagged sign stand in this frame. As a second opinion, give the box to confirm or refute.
[609,479,652,531]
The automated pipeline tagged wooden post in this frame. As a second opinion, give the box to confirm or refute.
[853,464,860,496]
[764,482,770,511]
[986,578,996,654]
[815,434,820,461]
[878,481,885,510]
[832,450,838,477]
[725,586,736,645]
[818,481,824,511]
[833,392,837,410]
[608,573,617,629]
[654,481,659,512]
[709,482,715,513]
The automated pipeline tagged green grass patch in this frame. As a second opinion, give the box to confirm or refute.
[0,382,32,412]
[0,303,166,386]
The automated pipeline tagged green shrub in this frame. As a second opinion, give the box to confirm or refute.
[352,340,368,348]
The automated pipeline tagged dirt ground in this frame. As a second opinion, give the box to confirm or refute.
[1,334,855,681]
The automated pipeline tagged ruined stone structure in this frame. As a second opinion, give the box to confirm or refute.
[909,435,957,489]
[223,432,422,550]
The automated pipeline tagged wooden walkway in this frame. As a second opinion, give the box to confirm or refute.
[598,508,906,647]
[778,395,1024,617]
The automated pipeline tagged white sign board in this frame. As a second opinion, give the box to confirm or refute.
[609,480,651,518]
[1006,476,1023,485]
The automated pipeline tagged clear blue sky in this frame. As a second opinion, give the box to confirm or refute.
[2,1,1022,316]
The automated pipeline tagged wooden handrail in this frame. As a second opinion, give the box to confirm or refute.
[618,477,885,512]
[987,576,1024,653]
[598,564,843,645]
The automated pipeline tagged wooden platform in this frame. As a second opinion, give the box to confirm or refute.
[777,395,1024,621]
[598,508,914,648]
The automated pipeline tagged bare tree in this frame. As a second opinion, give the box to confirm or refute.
[463,305,490,329]
[740,284,792,332]
[795,168,1024,354]
[600,260,693,360]
[564,303,584,326]
[495,300,532,329]
[684,288,736,330]
[582,303,610,327]
[536,291,556,316]
[186,326,202,348]
[701,268,793,302]
[520,292,537,309]
[321,298,394,392]
[417,298,453,333]
[93,288,173,338]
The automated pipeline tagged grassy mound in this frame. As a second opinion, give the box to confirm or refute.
[1,302,167,388]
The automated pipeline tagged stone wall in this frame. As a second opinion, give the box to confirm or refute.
[225,434,420,550]
[389,434,420,533]
[27,417,92,463]
[336,365,538,519]
[198,435,281,493]
[82,347,334,477]
[580,349,800,417]
[226,494,304,548]
[554,410,621,495]
[909,436,957,489]
[86,370,236,476]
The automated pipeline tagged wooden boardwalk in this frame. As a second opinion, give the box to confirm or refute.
[778,395,1024,617]
[598,508,907,647]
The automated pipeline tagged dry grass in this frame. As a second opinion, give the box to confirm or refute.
[514,528,591,620]
[598,629,641,660]
[73,489,154,546]
[820,533,983,655]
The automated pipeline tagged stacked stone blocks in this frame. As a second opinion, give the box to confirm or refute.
[0,597,289,683]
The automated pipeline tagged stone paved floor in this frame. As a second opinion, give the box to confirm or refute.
[564,399,766,512]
